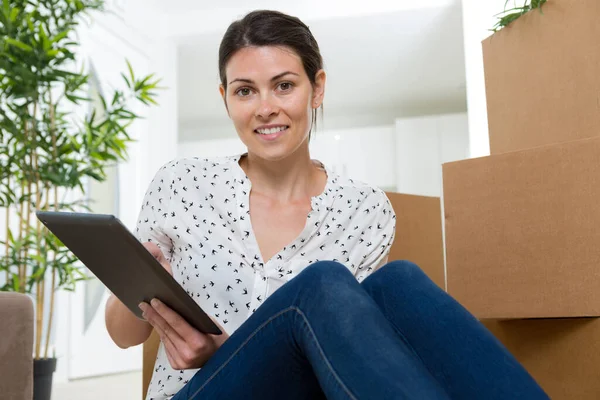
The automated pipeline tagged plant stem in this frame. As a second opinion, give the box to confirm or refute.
[23,104,36,281]
[17,180,25,293]
[44,94,58,359]
[26,102,43,359]
[35,280,43,359]
[17,114,29,293]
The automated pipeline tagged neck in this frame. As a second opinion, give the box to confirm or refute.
[239,147,325,204]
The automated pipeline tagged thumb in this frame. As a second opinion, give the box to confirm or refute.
[143,242,172,275]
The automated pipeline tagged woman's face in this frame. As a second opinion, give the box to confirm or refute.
[220,46,325,162]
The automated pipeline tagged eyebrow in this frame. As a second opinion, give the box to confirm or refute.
[228,71,299,86]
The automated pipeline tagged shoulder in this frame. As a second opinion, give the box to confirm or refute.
[159,155,239,172]
[152,155,240,180]
[333,174,392,211]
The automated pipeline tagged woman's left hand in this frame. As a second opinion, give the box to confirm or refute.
[140,299,229,370]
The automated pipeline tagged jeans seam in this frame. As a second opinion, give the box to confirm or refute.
[295,307,359,400]
[187,306,358,400]
[187,306,297,400]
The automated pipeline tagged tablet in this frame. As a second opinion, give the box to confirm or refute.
[36,211,222,335]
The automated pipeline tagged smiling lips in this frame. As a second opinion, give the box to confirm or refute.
[254,125,289,141]
[255,125,289,134]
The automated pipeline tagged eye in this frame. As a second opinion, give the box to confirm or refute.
[235,87,252,97]
[278,82,294,92]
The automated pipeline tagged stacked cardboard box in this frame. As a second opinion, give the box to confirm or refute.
[443,0,600,397]
[385,193,445,290]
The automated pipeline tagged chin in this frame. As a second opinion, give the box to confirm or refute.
[250,147,293,162]
[242,128,310,162]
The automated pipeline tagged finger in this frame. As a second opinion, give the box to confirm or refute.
[141,301,186,351]
[161,328,185,370]
[148,309,198,370]
[151,298,199,341]
[142,304,184,369]
[164,346,181,371]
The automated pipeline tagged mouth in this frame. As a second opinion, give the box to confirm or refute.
[254,125,289,141]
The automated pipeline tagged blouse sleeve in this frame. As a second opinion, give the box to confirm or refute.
[134,161,175,261]
[354,191,396,283]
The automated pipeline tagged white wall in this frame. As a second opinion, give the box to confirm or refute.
[178,137,247,159]
[395,113,469,197]
[311,126,396,190]
[461,0,507,158]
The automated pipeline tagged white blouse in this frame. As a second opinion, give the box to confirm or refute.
[135,154,396,399]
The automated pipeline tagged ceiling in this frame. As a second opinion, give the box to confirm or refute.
[168,0,467,141]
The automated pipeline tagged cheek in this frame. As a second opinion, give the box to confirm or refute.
[228,101,255,127]
[284,93,312,123]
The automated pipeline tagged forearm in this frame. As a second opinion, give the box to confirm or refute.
[105,294,153,349]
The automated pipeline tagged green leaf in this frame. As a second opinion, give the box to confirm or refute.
[120,72,131,89]
[9,6,19,22]
[50,30,70,45]
[2,0,9,19]
[39,22,50,50]
[5,38,34,52]
[126,59,135,88]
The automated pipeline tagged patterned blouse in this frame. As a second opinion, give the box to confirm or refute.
[135,154,396,399]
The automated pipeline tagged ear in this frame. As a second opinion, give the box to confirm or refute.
[219,84,229,115]
[312,69,326,109]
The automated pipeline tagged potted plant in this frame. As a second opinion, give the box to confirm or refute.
[491,0,547,32]
[0,0,161,398]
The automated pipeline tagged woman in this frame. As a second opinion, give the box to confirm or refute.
[106,10,549,400]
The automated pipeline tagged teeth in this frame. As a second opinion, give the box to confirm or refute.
[256,126,287,135]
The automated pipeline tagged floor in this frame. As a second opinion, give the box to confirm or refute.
[52,370,142,400]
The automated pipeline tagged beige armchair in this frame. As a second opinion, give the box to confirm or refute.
[0,292,34,400]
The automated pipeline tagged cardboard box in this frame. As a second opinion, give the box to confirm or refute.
[443,135,600,319]
[386,193,445,290]
[483,0,600,155]
[483,318,600,399]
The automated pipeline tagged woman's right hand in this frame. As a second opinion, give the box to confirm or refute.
[140,242,230,370]
[139,298,229,370]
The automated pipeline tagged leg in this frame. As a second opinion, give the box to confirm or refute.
[360,260,550,399]
[173,261,450,400]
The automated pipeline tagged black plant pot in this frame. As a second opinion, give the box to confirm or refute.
[33,358,57,400]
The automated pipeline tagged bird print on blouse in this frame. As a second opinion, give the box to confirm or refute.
[135,154,396,400]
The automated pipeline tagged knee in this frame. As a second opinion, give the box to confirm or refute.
[291,260,357,299]
[361,260,431,295]
[295,260,354,286]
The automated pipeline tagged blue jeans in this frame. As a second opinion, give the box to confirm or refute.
[172,261,549,399]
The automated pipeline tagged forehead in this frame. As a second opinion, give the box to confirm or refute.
[225,46,305,80]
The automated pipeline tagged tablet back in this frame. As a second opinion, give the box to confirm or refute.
[36,211,221,335]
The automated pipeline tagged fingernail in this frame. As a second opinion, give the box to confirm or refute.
[139,302,147,311]
[150,298,160,307]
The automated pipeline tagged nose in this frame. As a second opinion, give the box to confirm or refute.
[255,94,279,119]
